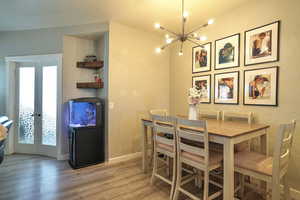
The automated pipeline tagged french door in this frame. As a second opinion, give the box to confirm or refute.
[15,61,58,157]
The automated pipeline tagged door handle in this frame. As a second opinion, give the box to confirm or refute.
[30,113,42,117]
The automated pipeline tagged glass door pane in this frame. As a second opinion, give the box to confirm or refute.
[42,66,57,146]
[18,67,35,144]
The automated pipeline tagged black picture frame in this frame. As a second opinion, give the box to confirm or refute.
[244,21,280,66]
[214,71,240,105]
[192,42,212,74]
[243,66,279,106]
[214,33,240,70]
[192,74,211,104]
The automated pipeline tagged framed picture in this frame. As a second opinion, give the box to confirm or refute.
[192,43,211,73]
[214,71,239,104]
[244,21,280,66]
[215,34,240,70]
[192,75,211,103]
[244,66,279,106]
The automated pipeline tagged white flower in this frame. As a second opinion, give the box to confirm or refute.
[188,87,202,105]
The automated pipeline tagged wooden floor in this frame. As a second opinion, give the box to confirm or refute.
[0,155,264,200]
[0,154,177,200]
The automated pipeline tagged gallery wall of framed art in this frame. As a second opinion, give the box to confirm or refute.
[191,20,281,107]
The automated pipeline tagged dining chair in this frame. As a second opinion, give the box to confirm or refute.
[173,118,223,200]
[199,109,221,120]
[223,111,254,152]
[147,109,169,166]
[235,120,296,200]
[151,114,177,199]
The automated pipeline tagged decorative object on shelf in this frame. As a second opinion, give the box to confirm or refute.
[84,55,97,62]
[188,87,201,120]
[244,66,278,106]
[244,21,280,66]
[214,71,239,105]
[93,72,101,83]
[154,0,214,56]
[192,75,211,104]
[192,42,211,73]
[215,34,240,70]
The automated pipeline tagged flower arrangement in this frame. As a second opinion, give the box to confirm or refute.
[188,86,202,105]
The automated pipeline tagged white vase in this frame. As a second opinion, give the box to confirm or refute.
[188,104,198,120]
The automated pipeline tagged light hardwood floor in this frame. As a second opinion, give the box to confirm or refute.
[0,154,173,200]
[0,155,264,200]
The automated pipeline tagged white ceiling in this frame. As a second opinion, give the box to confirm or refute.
[0,0,250,32]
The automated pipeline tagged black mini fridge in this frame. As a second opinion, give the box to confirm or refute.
[68,97,105,169]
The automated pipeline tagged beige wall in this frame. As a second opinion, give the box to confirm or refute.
[170,0,300,190]
[108,22,170,158]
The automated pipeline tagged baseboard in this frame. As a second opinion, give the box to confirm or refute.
[57,153,69,161]
[108,152,142,164]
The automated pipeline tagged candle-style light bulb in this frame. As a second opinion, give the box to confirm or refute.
[155,47,162,53]
[208,19,214,25]
[200,36,207,41]
[178,51,183,56]
[166,38,173,44]
[183,11,189,18]
[154,23,161,29]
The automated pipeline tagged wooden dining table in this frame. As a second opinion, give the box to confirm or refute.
[141,116,270,200]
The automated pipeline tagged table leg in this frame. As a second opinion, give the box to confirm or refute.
[260,128,269,197]
[260,128,268,156]
[223,139,234,200]
[141,123,148,173]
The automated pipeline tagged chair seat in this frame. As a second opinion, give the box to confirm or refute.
[234,151,273,176]
[181,150,223,165]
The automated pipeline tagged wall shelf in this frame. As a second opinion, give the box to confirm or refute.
[76,82,103,89]
[77,61,103,69]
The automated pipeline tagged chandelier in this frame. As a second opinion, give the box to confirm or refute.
[154,0,214,56]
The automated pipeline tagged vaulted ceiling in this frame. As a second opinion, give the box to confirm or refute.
[0,0,250,32]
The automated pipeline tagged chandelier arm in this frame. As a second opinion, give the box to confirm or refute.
[160,38,180,49]
[160,26,180,37]
[187,38,204,48]
[182,0,185,35]
[187,35,199,40]
[186,23,209,36]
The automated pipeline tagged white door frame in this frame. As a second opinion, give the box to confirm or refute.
[5,54,63,159]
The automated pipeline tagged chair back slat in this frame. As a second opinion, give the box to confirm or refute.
[273,120,296,177]
[155,124,175,135]
[149,109,168,116]
[178,130,204,142]
[156,135,174,146]
[222,111,253,124]
[180,142,205,157]
[177,118,206,128]
[199,110,221,120]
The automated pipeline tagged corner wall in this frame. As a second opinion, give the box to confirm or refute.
[108,22,170,158]
[170,0,300,190]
